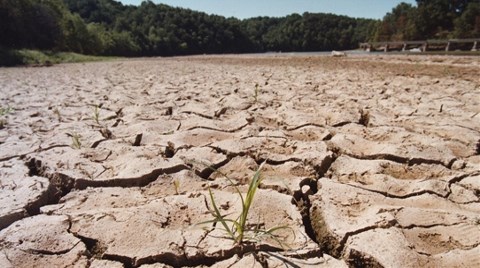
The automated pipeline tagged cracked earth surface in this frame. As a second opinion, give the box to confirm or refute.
[1,54,479,267]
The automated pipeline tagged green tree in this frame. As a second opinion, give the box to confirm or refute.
[0,0,65,49]
[414,0,480,38]
[374,3,418,41]
[62,13,90,53]
[454,2,480,37]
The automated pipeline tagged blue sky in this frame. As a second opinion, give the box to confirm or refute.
[118,0,417,19]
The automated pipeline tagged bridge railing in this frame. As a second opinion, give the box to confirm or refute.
[360,38,479,52]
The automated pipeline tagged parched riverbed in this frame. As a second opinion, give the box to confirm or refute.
[1,54,479,267]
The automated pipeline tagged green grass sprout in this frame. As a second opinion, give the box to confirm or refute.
[253,83,261,103]
[92,105,100,124]
[173,179,181,195]
[0,106,14,116]
[68,132,82,149]
[199,161,293,247]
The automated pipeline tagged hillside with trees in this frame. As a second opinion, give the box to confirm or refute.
[1,0,376,57]
[0,0,478,60]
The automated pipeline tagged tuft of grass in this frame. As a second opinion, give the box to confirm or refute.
[359,108,370,127]
[253,83,261,103]
[173,179,181,195]
[200,162,292,247]
[0,106,14,129]
[0,106,14,116]
[68,132,82,149]
[53,107,62,122]
[92,105,100,124]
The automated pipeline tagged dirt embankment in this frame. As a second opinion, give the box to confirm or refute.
[1,54,479,267]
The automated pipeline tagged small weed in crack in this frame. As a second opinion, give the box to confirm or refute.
[359,108,370,127]
[0,106,14,116]
[0,105,14,129]
[67,132,82,149]
[253,83,261,103]
[0,118,6,129]
[199,162,293,247]
[92,104,101,124]
[173,179,181,195]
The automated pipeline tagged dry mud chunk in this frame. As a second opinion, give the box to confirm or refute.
[329,155,461,198]
[430,246,480,267]
[0,135,37,160]
[209,156,258,184]
[210,137,268,156]
[310,179,480,267]
[464,156,480,173]
[41,187,151,214]
[279,104,359,128]
[178,110,250,132]
[32,145,177,188]
[457,174,480,192]
[0,113,43,160]
[43,186,316,267]
[266,253,348,267]
[343,228,426,267]
[139,264,173,268]
[211,137,332,168]
[209,254,262,268]
[0,159,53,230]
[402,224,480,255]
[175,147,228,178]
[93,143,186,177]
[35,142,189,188]
[39,121,103,149]
[142,169,206,196]
[52,194,204,267]
[112,120,180,145]
[90,259,125,268]
[210,253,348,268]
[248,114,285,131]
[0,215,87,268]
[287,126,332,142]
[417,124,480,158]
[27,146,106,183]
[277,140,332,168]
[218,96,252,112]
[330,127,457,167]
[168,128,235,147]
[261,161,317,194]
[448,183,479,203]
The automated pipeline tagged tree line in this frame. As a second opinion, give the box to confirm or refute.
[0,0,377,56]
[1,0,479,57]
[374,0,480,41]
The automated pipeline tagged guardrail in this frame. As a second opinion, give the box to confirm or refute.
[359,38,479,52]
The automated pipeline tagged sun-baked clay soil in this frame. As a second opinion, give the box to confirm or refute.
[1,54,480,267]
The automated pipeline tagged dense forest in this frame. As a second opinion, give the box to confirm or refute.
[0,0,479,58]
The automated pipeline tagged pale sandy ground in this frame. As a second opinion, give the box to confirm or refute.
[0,54,479,268]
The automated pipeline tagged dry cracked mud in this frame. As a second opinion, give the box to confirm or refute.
[1,54,479,267]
